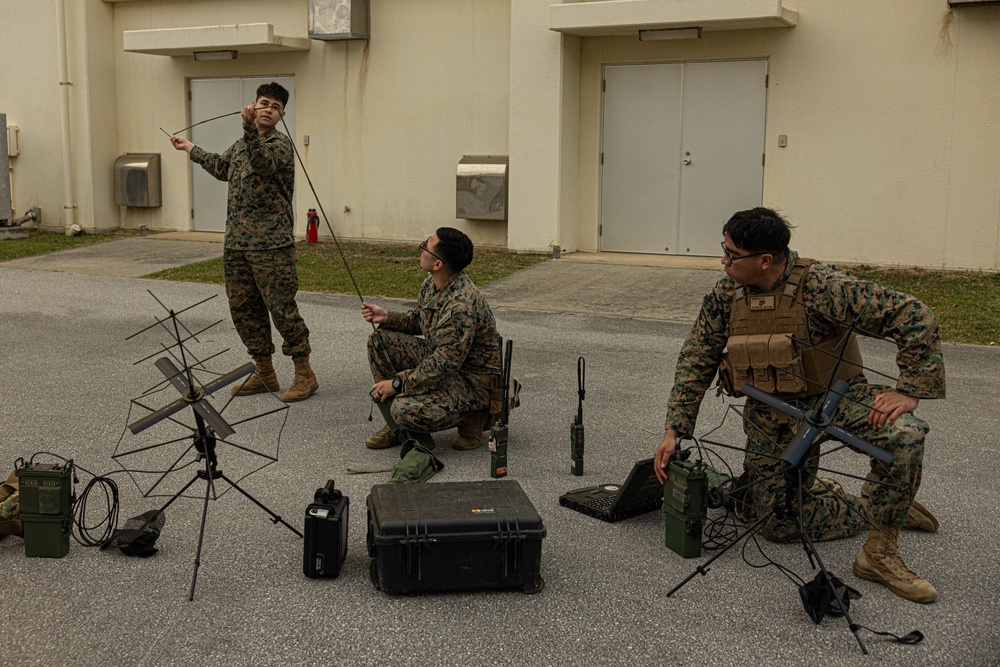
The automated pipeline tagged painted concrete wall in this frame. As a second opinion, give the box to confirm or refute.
[2,2,76,229]
[110,0,511,245]
[3,1,999,269]
[0,1,120,232]
[574,1,1000,269]
[509,0,582,253]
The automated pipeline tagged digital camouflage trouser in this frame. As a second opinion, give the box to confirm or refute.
[741,381,927,543]
[367,329,491,433]
[224,246,310,358]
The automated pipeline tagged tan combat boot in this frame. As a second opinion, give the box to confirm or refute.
[453,409,489,450]
[859,482,939,532]
[232,355,279,396]
[282,355,319,402]
[365,425,396,449]
[852,525,937,603]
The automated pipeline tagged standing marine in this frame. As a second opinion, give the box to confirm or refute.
[170,82,318,402]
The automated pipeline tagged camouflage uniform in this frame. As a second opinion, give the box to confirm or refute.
[368,272,501,433]
[190,124,310,357]
[664,250,945,542]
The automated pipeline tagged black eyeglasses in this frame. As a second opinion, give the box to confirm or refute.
[720,242,769,263]
[419,238,445,264]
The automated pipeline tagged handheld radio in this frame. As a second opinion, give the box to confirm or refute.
[571,357,585,476]
[489,338,513,478]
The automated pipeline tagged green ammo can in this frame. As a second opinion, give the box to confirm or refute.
[16,461,74,558]
[21,514,71,558]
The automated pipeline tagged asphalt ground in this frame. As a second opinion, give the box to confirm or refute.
[1,237,998,666]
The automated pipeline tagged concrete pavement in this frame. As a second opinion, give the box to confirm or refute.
[0,234,226,278]
[0,232,724,321]
[0,236,997,666]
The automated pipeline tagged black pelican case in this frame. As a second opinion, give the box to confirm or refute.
[366,480,545,594]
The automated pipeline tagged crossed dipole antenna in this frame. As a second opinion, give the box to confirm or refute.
[113,291,299,600]
[669,300,918,654]
[113,293,287,497]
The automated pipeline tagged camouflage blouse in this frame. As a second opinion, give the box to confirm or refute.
[384,272,501,393]
[664,250,946,436]
[190,124,294,250]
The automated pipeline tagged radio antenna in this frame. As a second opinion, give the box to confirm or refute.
[571,357,585,476]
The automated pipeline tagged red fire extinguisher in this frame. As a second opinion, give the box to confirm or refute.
[306,208,319,244]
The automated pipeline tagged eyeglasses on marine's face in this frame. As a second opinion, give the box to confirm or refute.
[419,238,445,264]
[720,242,769,263]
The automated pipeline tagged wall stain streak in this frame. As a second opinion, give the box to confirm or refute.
[937,9,955,57]
[342,42,350,124]
[357,39,369,106]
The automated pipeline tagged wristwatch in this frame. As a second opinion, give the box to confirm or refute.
[392,377,403,393]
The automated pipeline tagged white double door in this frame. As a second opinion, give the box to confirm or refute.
[600,60,767,256]
[189,76,296,233]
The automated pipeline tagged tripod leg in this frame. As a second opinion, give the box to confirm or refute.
[188,463,214,601]
[791,476,868,654]
[220,473,303,538]
[667,512,772,597]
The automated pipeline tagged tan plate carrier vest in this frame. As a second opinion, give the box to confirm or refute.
[718,259,864,400]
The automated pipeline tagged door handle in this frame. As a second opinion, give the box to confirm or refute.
[682,158,692,166]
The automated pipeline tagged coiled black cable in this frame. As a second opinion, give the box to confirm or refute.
[27,452,121,547]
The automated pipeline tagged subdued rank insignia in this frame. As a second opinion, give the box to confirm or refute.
[748,295,775,311]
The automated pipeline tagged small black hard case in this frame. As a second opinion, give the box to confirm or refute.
[366,479,545,594]
[303,480,349,579]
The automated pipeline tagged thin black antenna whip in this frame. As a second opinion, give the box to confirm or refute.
[165,110,244,137]
[274,114,398,376]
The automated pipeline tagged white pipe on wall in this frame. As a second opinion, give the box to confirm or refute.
[55,0,76,235]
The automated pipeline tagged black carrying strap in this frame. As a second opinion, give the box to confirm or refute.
[576,356,586,425]
[853,626,925,645]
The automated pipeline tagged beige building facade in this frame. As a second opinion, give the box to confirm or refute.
[2,0,998,269]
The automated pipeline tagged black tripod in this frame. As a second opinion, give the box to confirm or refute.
[154,407,302,601]
[121,298,301,600]
[668,379,893,654]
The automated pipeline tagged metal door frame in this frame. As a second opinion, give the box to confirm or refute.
[190,75,296,233]
[598,58,768,256]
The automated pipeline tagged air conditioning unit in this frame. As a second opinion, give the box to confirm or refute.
[457,156,508,221]
[114,153,161,208]
[309,0,370,40]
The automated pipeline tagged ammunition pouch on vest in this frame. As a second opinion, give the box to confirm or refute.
[484,373,522,430]
[719,333,808,397]
[719,258,864,399]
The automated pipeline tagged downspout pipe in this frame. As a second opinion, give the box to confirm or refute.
[55,0,76,235]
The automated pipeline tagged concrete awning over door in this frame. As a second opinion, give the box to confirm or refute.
[123,23,311,57]
[550,0,797,37]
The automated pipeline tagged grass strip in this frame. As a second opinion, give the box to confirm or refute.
[144,240,550,299]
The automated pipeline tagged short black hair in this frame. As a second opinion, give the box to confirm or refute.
[722,207,794,259]
[434,227,474,272]
[256,82,289,109]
